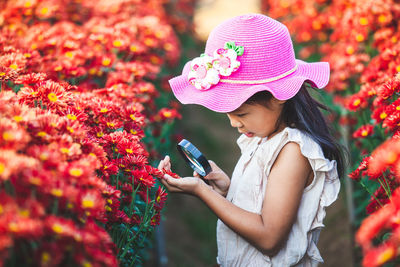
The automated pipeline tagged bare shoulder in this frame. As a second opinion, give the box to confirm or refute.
[272,141,309,170]
[268,141,312,190]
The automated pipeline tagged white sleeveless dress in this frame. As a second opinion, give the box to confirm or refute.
[216,127,340,266]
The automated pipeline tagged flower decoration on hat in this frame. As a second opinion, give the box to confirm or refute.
[188,41,244,90]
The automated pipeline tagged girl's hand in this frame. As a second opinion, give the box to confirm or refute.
[199,161,230,197]
[161,174,206,196]
[158,155,206,195]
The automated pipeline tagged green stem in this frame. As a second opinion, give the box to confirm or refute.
[119,198,154,260]
[378,177,391,199]
[382,172,392,198]
[360,180,384,207]
[52,198,59,215]
[128,183,140,217]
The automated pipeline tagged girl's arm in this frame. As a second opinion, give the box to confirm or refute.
[161,142,311,256]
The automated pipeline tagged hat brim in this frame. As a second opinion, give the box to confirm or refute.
[168,59,330,113]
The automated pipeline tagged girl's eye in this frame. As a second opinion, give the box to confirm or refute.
[237,113,247,117]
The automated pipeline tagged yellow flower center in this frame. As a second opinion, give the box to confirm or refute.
[65,51,74,58]
[164,43,173,51]
[126,148,133,154]
[0,163,5,175]
[96,132,104,138]
[130,45,138,52]
[162,111,172,118]
[9,64,18,70]
[100,108,108,113]
[37,131,47,137]
[353,99,361,106]
[24,1,32,8]
[29,176,42,185]
[130,114,136,121]
[346,46,355,55]
[380,112,388,120]
[41,252,51,264]
[387,151,397,164]
[130,129,137,135]
[60,148,70,154]
[52,223,63,234]
[54,65,62,71]
[377,247,394,264]
[13,116,23,122]
[19,209,29,217]
[356,34,365,42]
[67,114,77,120]
[102,58,111,66]
[8,222,18,232]
[82,198,94,208]
[51,189,63,197]
[0,72,5,76]
[312,20,322,30]
[378,14,387,24]
[48,93,58,102]
[39,153,48,161]
[40,7,49,15]
[359,17,368,25]
[69,168,83,177]
[361,130,369,137]
[2,131,14,141]
[113,40,122,47]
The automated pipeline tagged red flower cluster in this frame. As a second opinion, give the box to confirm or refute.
[356,187,400,267]
[0,0,190,265]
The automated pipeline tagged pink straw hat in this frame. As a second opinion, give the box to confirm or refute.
[169,14,330,112]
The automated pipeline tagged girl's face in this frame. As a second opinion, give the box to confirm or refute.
[226,98,286,139]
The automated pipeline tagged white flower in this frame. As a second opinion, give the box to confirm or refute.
[212,48,241,76]
[188,55,220,90]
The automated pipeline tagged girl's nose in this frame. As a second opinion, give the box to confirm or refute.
[228,116,243,128]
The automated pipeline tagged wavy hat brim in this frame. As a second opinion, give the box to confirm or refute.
[168,59,330,113]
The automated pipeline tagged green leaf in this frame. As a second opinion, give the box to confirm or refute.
[224,41,236,50]
[235,46,244,56]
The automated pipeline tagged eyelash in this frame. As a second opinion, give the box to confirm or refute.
[237,113,247,117]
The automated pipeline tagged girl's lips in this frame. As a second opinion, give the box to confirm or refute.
[244,132,254,137]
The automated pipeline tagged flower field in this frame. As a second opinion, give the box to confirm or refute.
[261,0,400,266]
[0,0,194,266]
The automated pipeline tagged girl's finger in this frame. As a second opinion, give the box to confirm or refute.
[157,159,164,170]
[193,171,200,177]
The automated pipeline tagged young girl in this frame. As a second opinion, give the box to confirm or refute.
[158,14,345,266]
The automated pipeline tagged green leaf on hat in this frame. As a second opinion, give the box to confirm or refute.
[235,46,244,56]
[224,41,236,50]
[224,41,244,56]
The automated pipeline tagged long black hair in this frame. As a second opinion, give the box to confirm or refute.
[245,83,347,178]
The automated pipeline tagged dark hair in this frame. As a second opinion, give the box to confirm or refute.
[245,84,347,178]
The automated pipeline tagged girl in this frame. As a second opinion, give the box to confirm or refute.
[158,14,345,266]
